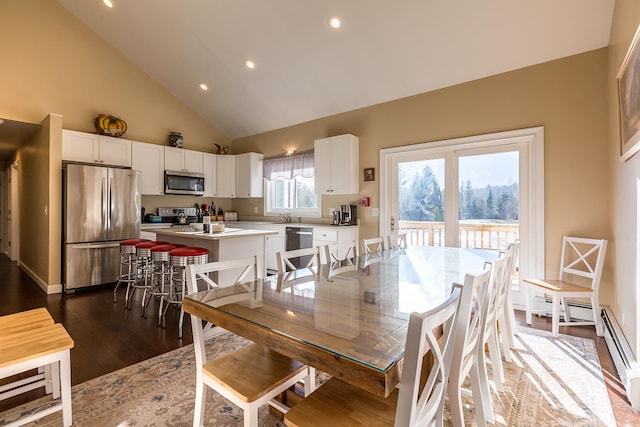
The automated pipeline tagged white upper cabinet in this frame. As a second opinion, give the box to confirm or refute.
[203,152,218,197]
[131,141,164,195]
[236,152,264,198]
[314,134,359,195]
[216,155,236,198]
[62,129,131,167]
[164,146,203,173]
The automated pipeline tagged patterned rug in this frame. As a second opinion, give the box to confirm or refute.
[0,327,615,426]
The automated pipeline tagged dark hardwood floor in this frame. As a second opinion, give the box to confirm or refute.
[0,254,638,424]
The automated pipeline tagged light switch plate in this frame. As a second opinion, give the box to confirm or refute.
[372,208,379,217]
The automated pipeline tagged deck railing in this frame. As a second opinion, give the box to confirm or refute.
[398,221,519,252]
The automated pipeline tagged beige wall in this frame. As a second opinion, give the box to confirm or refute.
[0,0,230,291]
[0,0,228,151]
[20,117,50,286]
[608,0,640,353]
[234,49,611,292]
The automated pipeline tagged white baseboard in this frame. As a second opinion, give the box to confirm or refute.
[601,306,640,411]
[18,261,62,294]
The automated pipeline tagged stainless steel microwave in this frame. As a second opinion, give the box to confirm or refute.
[164,170,205,195]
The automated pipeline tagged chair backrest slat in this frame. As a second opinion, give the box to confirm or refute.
[559,236,607,291]
[276,247,321,274]
[362,237,384,255]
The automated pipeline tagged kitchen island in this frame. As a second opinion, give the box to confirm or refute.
[153,227,277,285]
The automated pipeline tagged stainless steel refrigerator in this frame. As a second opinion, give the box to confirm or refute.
[63,163,141,292]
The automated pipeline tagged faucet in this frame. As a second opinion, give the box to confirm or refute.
[279,213,292,223]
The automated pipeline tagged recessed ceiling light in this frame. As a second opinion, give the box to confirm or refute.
[103,0,113,8]
[329,16,341,29]
[199,83,208,91]
[245,59,255,70]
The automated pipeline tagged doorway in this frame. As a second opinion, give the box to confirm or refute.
[9,160,19,262]
[380,127,545,309]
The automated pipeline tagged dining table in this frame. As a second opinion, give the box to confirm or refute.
[183,245,489,397]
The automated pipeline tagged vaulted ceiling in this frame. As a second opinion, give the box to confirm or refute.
[56,0,614,140]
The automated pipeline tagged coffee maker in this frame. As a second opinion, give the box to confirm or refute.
[339,205,357,226]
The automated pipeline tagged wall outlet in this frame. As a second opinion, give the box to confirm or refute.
[372,208,379,217]
[329,207,335,215]
[254,206,258,214]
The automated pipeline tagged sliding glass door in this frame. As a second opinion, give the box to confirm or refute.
[380,127,544,309]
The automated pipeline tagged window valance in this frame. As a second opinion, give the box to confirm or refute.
[263,152,314,181]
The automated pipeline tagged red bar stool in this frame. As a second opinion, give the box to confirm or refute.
[113,239,148,304]
[162,247,209,338]
[143,244,185,322]
[125,241,169,311]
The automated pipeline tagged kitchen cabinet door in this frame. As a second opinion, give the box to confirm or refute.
[216,155,236,197]
[131,141,164,195]
[236,152,263,198]
[203,152,218,197]
[266,235,285,272]
[62,130,100,164]
[99,135,131,167]
[62,130,131,167]
[314,134,359,195]
[164,147,203,173]
[184,149,203,173]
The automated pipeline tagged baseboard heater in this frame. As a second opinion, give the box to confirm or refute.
[601,306,640,411]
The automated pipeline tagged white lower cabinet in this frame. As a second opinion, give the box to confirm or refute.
[231,223,285,272]
[265,234,285,272]
[314,226,359,264]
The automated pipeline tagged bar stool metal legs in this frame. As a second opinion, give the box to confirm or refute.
[113,239,146,304]
[162,247,209,338]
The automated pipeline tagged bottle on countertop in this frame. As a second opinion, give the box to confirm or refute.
[217,207,224,222]
[203,206,211,234]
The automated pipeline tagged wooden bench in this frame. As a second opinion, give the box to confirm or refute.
[0,310,74,426]
[0,308,55,399]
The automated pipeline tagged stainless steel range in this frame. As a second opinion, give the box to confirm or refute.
[157,207,198,225]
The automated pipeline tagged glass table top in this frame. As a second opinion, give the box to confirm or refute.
[185,245,488,373]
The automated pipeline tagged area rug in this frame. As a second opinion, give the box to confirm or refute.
[0,327,616,426]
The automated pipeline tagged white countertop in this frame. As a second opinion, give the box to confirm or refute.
[142,221,359,230]
[153,227,277,240]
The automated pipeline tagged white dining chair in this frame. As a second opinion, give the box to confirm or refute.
[447,263,494,427]
[501,240,520,352]
[478,254,509,394]
[186,258,314,427]
[276,247,321,274]
[386,233,407,249]
[324,240,359,264]
[524,236,607,337]
[496,242,517,362]
[362,237,384,255]
[285,282,464,427]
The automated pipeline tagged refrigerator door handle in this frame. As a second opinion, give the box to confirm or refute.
[70,242,121,249]
[102,176,108,234]
[109,175,114,230]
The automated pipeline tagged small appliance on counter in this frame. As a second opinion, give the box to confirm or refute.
[157,207,198,225]
[144,213,162,223]
[339,204,357,226]
[224,211,238,221]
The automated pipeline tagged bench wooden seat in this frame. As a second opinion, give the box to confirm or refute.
[0,307,53,337]
[0,318,74,426]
